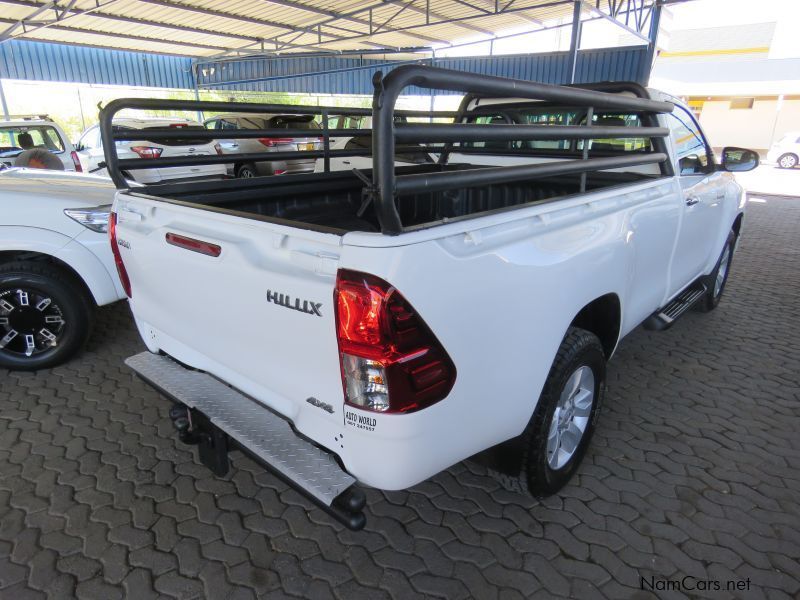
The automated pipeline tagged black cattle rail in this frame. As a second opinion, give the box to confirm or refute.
[98,98,455,189]
[99,65,675,235]
[371,65,674,234]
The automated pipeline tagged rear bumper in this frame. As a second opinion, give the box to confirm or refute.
[125,351,366,530]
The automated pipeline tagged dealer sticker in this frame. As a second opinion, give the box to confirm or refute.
[345,410,376,432]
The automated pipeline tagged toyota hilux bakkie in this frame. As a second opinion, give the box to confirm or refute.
[102,66,758,529]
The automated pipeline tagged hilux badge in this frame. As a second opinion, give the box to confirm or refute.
[266,290,322,317]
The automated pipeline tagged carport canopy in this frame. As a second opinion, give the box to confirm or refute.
[0,0,669,59]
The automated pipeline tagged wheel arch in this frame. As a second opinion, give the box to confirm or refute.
[0,250,95,305]
[0,227,122,305]
[569,293,622,358]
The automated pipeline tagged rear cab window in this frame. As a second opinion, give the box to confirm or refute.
[463,107,652,154]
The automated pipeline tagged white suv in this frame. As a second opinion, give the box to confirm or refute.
[0,115,77,171]
[767,131,800,169]
[0,168,127,370]
[74,117,227,183]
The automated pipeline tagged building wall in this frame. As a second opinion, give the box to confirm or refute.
[696,97,800,153]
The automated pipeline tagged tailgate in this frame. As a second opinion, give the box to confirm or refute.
[113,192,344,422]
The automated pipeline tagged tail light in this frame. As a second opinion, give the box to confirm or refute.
[130,146,163,159]
[274,169,286,175]
[258,137,293,147]
[335,270,456,414]
[109,212,132,298]
[70,150,83,172]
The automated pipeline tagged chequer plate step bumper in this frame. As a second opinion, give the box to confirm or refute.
[125,352,357,509]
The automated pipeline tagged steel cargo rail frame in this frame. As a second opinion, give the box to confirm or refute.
[371,65,674,234]
[99,65,674,235]
[98,98,454,189]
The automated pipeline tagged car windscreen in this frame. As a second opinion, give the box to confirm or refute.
[0,125,65,156]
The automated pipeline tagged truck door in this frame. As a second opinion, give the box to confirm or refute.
[666,106,726,294]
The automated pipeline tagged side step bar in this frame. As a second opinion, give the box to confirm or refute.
[643,281,707,331]
[125,352,366,530]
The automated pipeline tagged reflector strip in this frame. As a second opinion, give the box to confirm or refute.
[165,233,222,257]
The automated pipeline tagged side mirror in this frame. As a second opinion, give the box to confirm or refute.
[720,147,759,172]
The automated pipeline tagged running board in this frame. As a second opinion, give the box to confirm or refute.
[643,282,707,331]
[125,351,366,530]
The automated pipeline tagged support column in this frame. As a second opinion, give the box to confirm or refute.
[643,0,663,82]
[567,0,582,84]
[0,79,9,120]
[192,63,203,122]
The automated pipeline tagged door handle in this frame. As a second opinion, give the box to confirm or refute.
[685,195,701,206]
[342,160,351,165]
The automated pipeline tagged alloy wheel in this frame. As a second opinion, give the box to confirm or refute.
[546,365,595,470]
[0,288,66,358]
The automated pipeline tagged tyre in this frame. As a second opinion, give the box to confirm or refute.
[0,262,94,371]
[515,327,606,497]
[697,231,736,312]
[236,163,257,178]
[777,153,798,169]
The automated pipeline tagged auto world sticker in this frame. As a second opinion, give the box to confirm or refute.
[345,410,376,432]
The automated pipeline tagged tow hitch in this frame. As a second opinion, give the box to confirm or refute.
[169,404,230,477]
[129,352,366,530]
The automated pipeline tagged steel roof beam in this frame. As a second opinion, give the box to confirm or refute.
[0,0,124,43]
[380,0,497,37]
[133,0,359,39]
[253,0,452,46]
[0,15,237,51]
[0,0,280,49]
[224,0,576,57]
[581,0,653,41]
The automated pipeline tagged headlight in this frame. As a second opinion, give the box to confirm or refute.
[64,205,111,233]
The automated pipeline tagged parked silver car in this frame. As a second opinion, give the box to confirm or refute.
[204,113,321,177]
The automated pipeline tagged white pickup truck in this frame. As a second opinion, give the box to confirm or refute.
[104,67,758,529]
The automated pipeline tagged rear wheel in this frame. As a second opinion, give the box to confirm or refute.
[514,327,605,497]
[0,262,93,370]
[777,153,798,169]
[236,164,257,178]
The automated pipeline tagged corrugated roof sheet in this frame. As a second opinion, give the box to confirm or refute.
[0,39,194,87]
[0,0,584,58]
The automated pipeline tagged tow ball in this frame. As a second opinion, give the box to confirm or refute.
[169,404,230,476]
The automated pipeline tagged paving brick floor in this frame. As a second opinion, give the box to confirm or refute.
[1,196,799,599]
